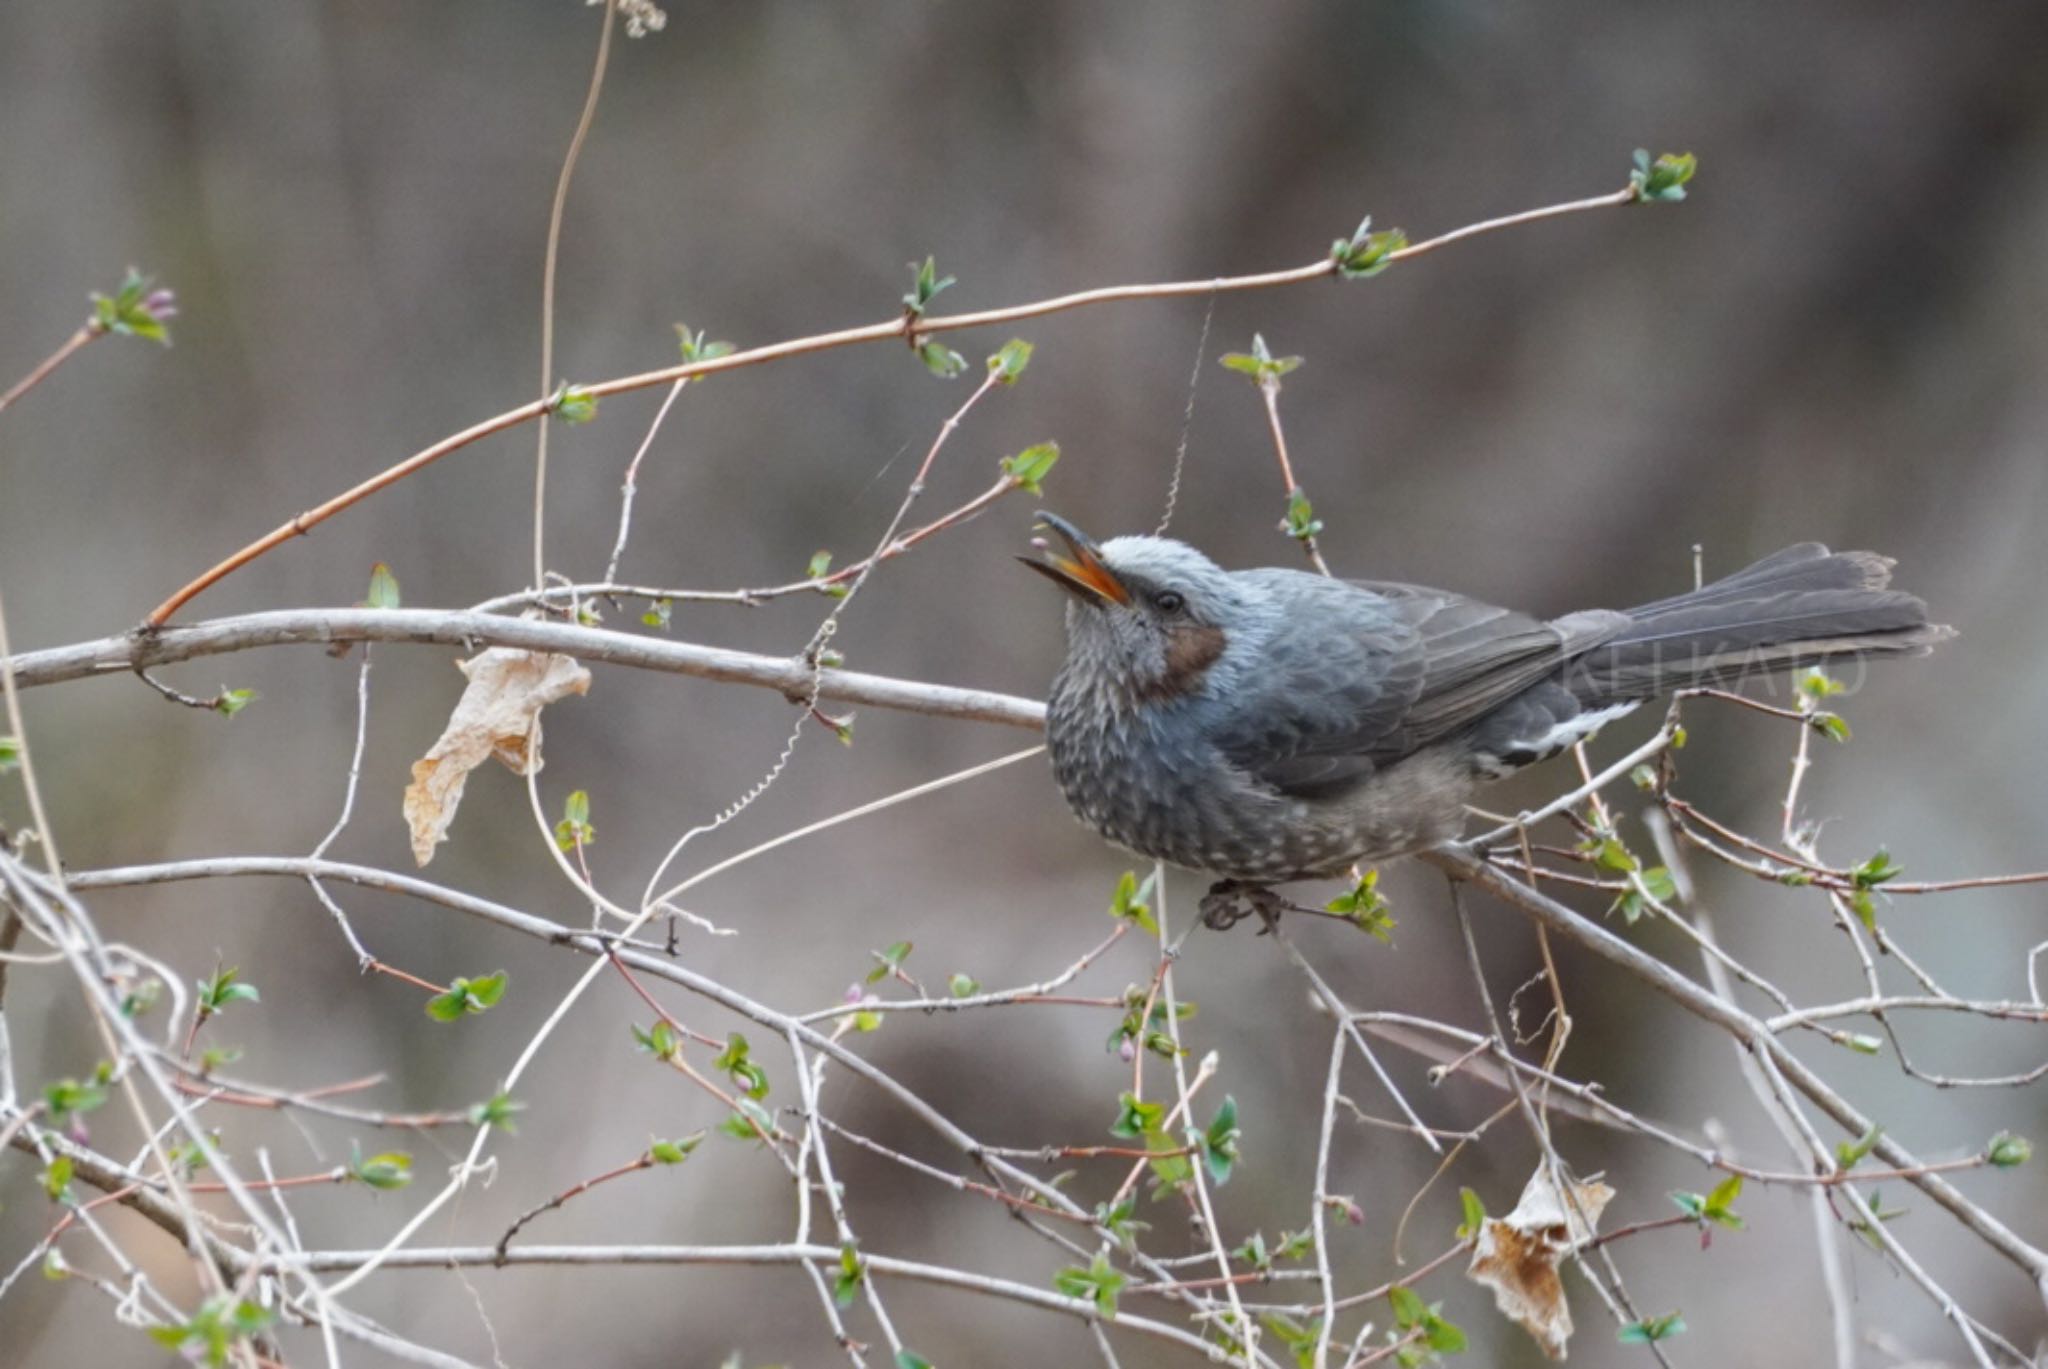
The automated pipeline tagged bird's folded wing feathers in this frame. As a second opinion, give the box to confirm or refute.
[1217,580,1627,796]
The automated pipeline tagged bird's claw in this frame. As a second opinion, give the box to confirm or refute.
[1199,880,1285,934]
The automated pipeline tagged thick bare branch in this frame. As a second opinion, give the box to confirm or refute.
[5,608,1047,729]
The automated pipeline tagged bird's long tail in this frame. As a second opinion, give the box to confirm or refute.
[1568,543,1953,703]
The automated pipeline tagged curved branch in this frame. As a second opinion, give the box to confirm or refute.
[5,607,1047,730]
[1426,845,2048,1294]
[142,184,1638,626]
[277,1242,1221,1359]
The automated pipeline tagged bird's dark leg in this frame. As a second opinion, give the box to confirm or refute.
[1199,879,1287,934]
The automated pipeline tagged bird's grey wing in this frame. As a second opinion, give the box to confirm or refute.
[1204,577,1429,798]
[1362,586,1629,754]
[1213,576,1625,797]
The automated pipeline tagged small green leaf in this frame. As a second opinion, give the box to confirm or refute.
[1798,668,1847,703]
[1838,1031,1883,1055]
[987,338,1034,384]
[1628,150,1697,204]
[349,1145,413,1191]
[1281,486,1323,542]
[149,1297,274,1368]
[999,441,1060,496]
[1273,1227,1315,1261]
[1219,332,1304,382]
[1848,848,1902,930]
[805,550,850,599]
[718,1096,775,1142]
[834,1243,865,1307]
[918,340,966,378]
[947,972,979,999]
[1423,1311,1467,1353]
[1835,1124,1883,1171]
[1989,1132,2032,1169]
[1585,834,1639,875]
[213,688,258,718]
[675,322,735,363]
[1387,1284,1427,1329]
[902,256,956,316]
[895,1353,934,1369]
[1456,1186,1486,1241]
[364,562,401,610]
[1814,711,1852,743]
[633,1018,679,1060]
[1259,1312,1321,1360]
[554,789,596,850]
[1326,869,1395,942]
[1144,1132,1193,1197]
[198,1045,241,1073]
[1703,1173,1745,1229]
[1852,849,1903,889]
[1613,865,1678,923]
[1096,1196,1150,1252]
[1200,1095,1241,1186]
[425,971,508,1022]
[649,1132,705,1165]
[642,598,673,630]
[715,1032,770,1099]
[1109,869,1160,936]
[1847,1186,1910,1248]
[1109,1091,1166,1141]
[1330,217,1408,278]
[468,1091,523,1132]
[1674,1177,1745,1232]
[0,735,19,774]
[549,382,599,424]
[90,268,175,345]
[1619,1312,1687,1344]
[1053,1251,1126,1316]
[197,966,259,1016]
[865,940,913,984]
[42,1077,109,1126]
[42,1155,74,1202]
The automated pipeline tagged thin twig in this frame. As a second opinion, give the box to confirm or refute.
[532,0,617,588]
[0,325,96,415]
[144,181,1642,625]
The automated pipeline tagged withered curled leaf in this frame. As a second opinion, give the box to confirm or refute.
[403,649,591,866]
[1466,1164,1614,1360]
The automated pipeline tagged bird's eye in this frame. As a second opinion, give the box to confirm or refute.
[1152,590,1185,614]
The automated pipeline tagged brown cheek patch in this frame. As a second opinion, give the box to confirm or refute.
[1143,623,1227,700]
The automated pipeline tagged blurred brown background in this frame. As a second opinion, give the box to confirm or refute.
[3,2,2046,1365]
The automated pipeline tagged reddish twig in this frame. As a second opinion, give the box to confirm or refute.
[144,183,1639,626]
[496,1152,654,1261]
[0,325,96,415]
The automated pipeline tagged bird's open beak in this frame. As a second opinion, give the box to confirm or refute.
[1019,511,1130,606]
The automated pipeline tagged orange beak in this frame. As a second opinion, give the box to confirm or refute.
[1019,511,1130,606]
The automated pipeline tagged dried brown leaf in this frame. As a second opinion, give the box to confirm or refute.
[1466,1165,1614,1360]
[403,649,591,866]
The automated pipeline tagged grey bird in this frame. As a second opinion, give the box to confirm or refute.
[1023,513,1951,918]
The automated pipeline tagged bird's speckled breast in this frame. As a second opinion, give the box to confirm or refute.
[1046,669,1472,881]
